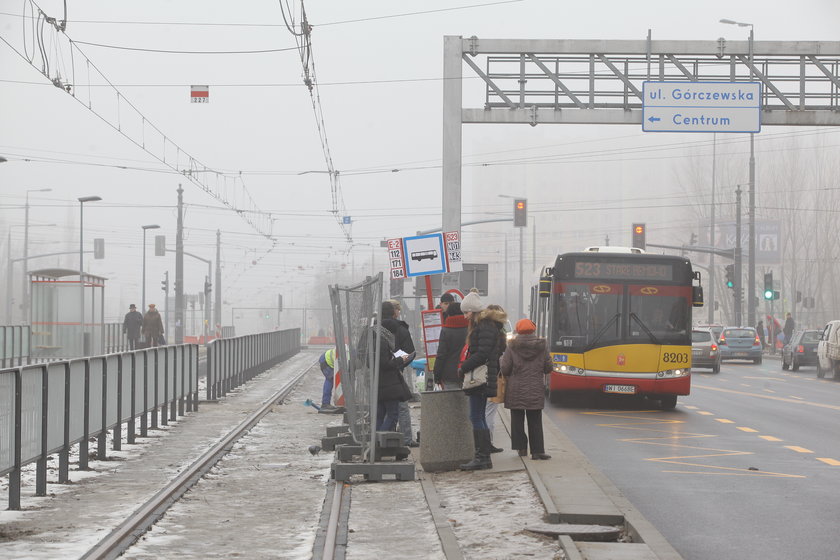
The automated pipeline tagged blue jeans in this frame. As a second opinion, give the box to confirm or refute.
[468,393,488,430]
[397,401,413,444]
[319,357,334,406]
[377,399,400,431]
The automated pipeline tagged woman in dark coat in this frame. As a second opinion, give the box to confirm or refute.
[457,290,506,471]
[500,319,553,460]
[432,302,468,390]
[364,321,412,432]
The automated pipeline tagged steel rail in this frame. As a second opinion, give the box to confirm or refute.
[322,481,346,560]
[80,360,314,560]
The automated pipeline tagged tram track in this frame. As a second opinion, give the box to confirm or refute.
[80,362,313,560]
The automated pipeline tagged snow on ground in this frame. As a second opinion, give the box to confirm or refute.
[2,352,566,559]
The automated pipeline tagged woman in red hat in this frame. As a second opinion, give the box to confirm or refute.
[499,318,553,460]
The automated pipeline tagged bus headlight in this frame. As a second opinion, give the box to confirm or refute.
[657,368,690,378]
[553,364,585,375]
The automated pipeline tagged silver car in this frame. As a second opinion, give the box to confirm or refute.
[692,329,721,373]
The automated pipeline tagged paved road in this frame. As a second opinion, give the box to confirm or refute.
[545,358,840,560]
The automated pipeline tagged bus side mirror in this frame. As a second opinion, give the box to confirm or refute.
[692,285,704,308]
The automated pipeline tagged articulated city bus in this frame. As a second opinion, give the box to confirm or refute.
[531,247,703,409]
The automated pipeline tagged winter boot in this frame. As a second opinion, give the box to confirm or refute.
[460,429,493,471]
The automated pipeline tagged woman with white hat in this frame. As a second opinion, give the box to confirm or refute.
[457,289,506,470]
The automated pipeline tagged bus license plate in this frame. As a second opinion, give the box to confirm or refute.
[735,352,749,357]
[604,384,636,394]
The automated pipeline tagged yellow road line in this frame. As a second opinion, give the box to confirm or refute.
[737,427,758,432]
[682,405,698,410]
[760,435,782,442]
[785,446,813,453]
[715,418,735,424]
[696,411,714,416]
[817,458,840,466]
[692,383,840,411]
[764,389,777,393]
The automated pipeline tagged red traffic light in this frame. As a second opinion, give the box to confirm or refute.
[634,225,644,234]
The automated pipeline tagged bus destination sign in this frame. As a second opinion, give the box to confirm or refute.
[573,261,673,282]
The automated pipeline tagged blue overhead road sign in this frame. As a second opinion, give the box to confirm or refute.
[642,81,761,133]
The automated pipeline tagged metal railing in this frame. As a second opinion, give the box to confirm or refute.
[205,328,300,401]
[0,344,199,510]
[0,325,30,368]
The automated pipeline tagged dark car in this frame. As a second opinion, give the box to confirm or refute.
[782,329,821,371]
[718,327,763,364]
[692,329,721,373]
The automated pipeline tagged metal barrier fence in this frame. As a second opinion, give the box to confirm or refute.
[0,344,199,510]
[329,274,383,461]
[205,328,301,401]
[104,322,129,354]
[0,325,30,368]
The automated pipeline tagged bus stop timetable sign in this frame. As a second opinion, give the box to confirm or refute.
[642,81,760,133]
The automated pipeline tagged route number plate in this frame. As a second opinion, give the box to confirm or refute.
[603,384,636,394]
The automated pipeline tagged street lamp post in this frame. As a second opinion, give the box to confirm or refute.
[721,18,756,327]
[78,196,102,355]
[23,188,52,322]
[141,225,161,311]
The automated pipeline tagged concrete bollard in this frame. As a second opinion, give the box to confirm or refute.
[419,389,474,472]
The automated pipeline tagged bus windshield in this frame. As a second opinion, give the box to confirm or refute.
[552,283,690,352]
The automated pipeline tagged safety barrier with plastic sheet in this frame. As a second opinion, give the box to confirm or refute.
[0,344,198,510]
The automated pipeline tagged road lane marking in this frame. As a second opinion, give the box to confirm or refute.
[740,383,751,387]
[744,376,786,381]
[683,405,698,410]
[715,418,735,423]
[817,458,840,466]
[785,446,813,453]
[697,411,714,415]
[760,436,782,442]
[737,427,758,432]
[692,383,840,411]
[789,396,804,400]
[582,411,803,478]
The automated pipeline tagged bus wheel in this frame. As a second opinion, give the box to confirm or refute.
[658,395,678,410]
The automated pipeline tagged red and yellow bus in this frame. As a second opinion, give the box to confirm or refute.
[531,248,703,409]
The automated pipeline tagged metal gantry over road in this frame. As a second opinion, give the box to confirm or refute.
[442,36,840,325]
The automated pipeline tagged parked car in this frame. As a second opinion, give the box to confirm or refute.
[817,320,840,379]
[718,327,763,364]
[696,323,724,342]
[692,328,721,373]
[781,330,821,371]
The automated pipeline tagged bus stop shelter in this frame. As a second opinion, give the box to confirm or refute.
[29,268,106,359]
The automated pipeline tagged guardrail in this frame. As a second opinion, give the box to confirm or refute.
[0,325,30,368]
[206,328,300,401]
[0,344,199,510]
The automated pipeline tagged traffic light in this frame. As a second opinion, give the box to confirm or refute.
[204,278,212,295]
[161,272,169,292]
[513,199,527,227]
[724,264,735,289]
[631,223,646,250]
[763,272,774,300]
